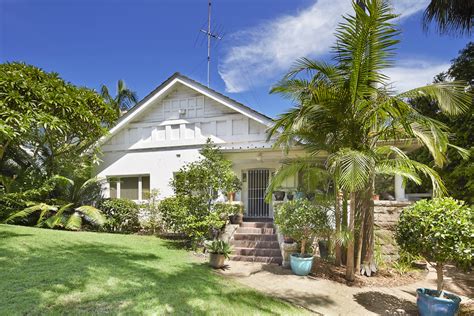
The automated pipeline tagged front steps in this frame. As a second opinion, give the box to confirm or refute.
[229,221,283,265]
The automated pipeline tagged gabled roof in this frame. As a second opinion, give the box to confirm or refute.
[103,72,274,142]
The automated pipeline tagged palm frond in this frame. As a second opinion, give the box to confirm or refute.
[65,212,82,230]
[44,203,73,228]
[4,203,57,223]
[399,81,472,116]
[327,149,375,193]
[75,205,106,226]
[423,0,474,36]
[265,158,327,202]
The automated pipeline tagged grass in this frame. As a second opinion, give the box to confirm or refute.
[0,224,306,315]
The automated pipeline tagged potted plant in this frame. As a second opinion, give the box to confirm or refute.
[206,240,232,269]
[396,198,472,316]
[229,204,243,225]
[226,177,242,202]
[274,199,329,276]
[286,190,295,201]
[273,189,286,201]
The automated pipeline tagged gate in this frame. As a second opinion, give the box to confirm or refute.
[247,169,270,218]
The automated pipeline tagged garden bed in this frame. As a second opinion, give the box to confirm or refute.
[310,258,426,287]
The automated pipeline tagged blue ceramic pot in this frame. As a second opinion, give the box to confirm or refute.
[416,288,461,316]
[295,192,305,200]
[290,253,313,276]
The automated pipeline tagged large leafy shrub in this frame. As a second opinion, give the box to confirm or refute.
[99,198,141,233]
[160,140,239,245]
[0,62,116,194]
[274,199,331,255]
[395,197,473,291]
[4,176,106,230]
[159,196,226,243]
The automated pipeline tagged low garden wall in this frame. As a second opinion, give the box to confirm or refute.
[374,200,412,262]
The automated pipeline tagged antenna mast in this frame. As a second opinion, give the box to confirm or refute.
[200,0,222,87]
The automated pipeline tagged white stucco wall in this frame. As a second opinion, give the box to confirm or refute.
[95,81,275,201]
[96,146,202,198]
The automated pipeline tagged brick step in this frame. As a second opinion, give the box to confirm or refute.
[233,233,278,241]
[230,255,283,265]
[240,222,274,228]
[243,217,273,222]
[232,247,282,257]
[230,240,280,249]
[236,227,275,234]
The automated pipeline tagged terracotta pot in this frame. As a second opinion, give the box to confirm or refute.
[227,192,236,202]
[372,194,380,200]
[209,253,225,268]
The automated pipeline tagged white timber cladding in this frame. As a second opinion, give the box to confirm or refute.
[96,81,276,200]
[101,83,268,152]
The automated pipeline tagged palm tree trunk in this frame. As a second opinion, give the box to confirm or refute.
[355,195,365,274]
[335,189,342,266]
[361,177,376,276]
[346,191,356,282]
[341,191,348,265]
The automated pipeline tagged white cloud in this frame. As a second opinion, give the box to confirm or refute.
[219,0,429,93]
[385,60,449,93]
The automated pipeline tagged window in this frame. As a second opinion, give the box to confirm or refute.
[108,175,150,200]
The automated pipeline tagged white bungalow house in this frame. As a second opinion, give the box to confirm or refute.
[95,72,408,219]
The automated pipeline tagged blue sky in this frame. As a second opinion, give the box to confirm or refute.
[1,0,471,117]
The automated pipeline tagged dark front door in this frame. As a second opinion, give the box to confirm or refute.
[247,169,270,218]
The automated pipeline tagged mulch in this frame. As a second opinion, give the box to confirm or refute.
[310,258,427,287]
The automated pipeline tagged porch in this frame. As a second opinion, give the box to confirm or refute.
[222,148,411,220]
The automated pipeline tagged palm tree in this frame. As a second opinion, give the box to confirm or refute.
[267,0,471,281]
[4,176,106,230]
[424,0,474,36]
[100,80,138,117]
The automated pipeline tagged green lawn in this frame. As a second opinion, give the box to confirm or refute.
[0,224,306,315]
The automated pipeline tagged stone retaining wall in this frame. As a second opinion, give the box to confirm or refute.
[374,200,412,262]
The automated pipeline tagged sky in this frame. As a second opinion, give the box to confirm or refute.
[1,0,471,118]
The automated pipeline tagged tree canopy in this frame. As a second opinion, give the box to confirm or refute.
[0,62,117,192]
[267,0,471,280]
[408,42,474,203]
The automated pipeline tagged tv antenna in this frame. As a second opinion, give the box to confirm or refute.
[200,0,222,87]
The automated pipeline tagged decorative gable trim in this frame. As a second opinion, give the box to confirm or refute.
[100,73,273,144]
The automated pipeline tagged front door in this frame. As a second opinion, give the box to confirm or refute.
[247,169,270,218]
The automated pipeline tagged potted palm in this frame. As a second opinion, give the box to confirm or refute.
[396,198,472,316]
[206,240,232,269]
[274,199,329,276]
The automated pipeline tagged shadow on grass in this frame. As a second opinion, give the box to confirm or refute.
[0,237,297,315]
[0,230,33,239]
[353,291,418,315]
[161,238,193,250]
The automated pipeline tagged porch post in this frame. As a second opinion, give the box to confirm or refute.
[394,174,406,201]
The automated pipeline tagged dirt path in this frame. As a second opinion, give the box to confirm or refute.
[215,261,473,315]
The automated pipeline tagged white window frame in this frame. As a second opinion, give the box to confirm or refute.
[108,175,150,201]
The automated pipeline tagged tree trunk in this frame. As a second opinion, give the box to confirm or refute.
[346,192,356,282]
[335,190,342,266]
[361,177,376,276]
[301,239,307,256]
[355,198,365,274]
[436,263,444,293]
[341,191,348,265]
